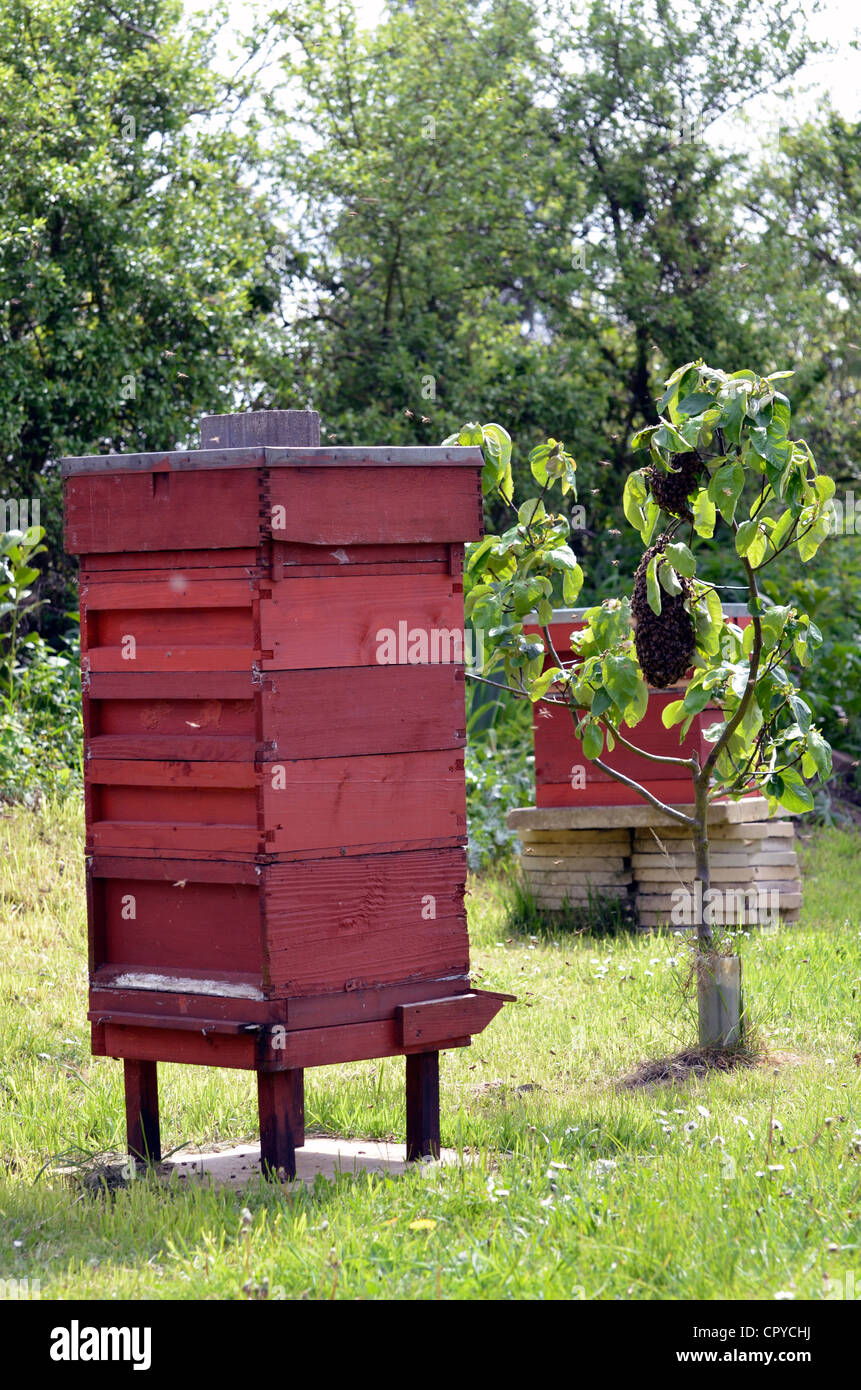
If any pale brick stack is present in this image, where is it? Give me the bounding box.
[508,797,802,930]
[515,827,633,911]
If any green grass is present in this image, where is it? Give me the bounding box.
[1,802,859,1300]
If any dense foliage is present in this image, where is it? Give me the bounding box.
[0,0,858,810]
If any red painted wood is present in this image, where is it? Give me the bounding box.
[82,548,261,576]
[97,876,262,977]
[124,1059,161,1161]
[268,468,482,545]
[62,446,264,476]
[65,423,508,1104]
[87,645,255,674]
[284,976,471,1029]
[94,603,252,648]
[86,672,254,700]
[260,573,467,670]
[88,974,472,1031]
[105,1024,258,1069]
[536,778,698,807]
[264,849,469,996]
[87,759,257,788]
[527,612,752,808]
[89,734,256,762]
[93,1011,260,1036]
[274,541,449,569]
[259,1018,471,1070]
[533,694,711,789]
[82,578,253,610]
[397,990,513,1048]
[65,469,263,553]
[95,807,260,854]
[263,750,467,854]
[263,665,466,758]
[258,1070,304,1178]
[90,982,274,1024]
[405,1052,440,1161]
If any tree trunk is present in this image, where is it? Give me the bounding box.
[692,771,743,1048]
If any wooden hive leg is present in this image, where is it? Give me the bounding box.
[123,1059,162,1163]
[258,1069,305,1180]
[406,1051,441,1161]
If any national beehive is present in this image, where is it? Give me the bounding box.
[63,410,511,1174]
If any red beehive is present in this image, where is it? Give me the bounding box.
[525,604,752,807]
[63,410,511,1175]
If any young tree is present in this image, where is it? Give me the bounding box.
[457,362,834,1047]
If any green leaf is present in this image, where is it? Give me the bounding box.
[562,563,584,605]
[658,559,682,595]
[797,510,832,562]
[653,418,690,452]
[630,425,658,451]
[661,699,686,728]
[676,391,714,416]
[664,541,696,577]
[735,519,767,565]
[768,508,795,553]
[692,489,716,538]
[773,775,814,815]
[518,498,546,527]
[804,728,832,780]
[760,605,791,652]
[530,666,564,702]
[602,652,643,715]
[682,682,711,715]
[708,462,744,523]
[642,500,661,545]
[582,723,604,760]
[720,391,746,445]
[646,555,661,615]
[622,470,648,532]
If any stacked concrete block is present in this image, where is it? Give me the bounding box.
[508,797,802,930]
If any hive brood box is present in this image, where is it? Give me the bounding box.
[63,410,511,1174]
[525,605,754,806]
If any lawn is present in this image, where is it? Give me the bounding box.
[0,800,859,1300]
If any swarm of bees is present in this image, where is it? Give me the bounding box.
[644,450,703,520]
[630,535,696,688]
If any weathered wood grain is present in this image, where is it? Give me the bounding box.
[268,467,482,545]
[260,573,467,670]
[264,849,469,996]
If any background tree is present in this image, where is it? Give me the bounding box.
[0,0,280,618]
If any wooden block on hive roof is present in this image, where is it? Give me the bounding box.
[507,797,770,833]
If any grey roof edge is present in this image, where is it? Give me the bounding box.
[524,601,752,623]
[61,445,484,477]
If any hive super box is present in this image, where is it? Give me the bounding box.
[63,410,511,1174]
